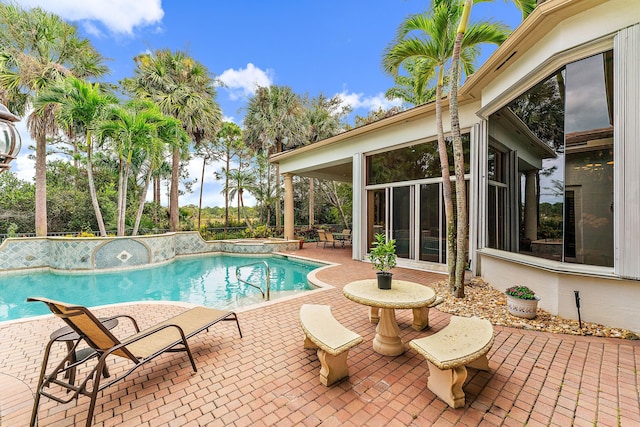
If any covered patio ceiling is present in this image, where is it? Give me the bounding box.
[284,159,353,183]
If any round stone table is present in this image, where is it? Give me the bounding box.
[343,279,436,356]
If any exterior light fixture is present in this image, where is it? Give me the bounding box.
[0,103,22,172]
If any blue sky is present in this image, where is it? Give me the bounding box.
[9,0,525,207]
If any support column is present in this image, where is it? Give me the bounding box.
[524,170,537,241]
[284,173,295,240]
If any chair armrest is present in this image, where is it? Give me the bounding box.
[102,314,141,332]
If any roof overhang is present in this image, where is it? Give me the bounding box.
[270,0,609,171]
[461,0,608,100]
[271,102,437,164]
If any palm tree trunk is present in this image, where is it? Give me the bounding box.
[225,152,230,228]
[120,161,132,236]
[449,1,472,298]
[132,165,153,236]
[435,67,456,289]
[275,138,283,230]
[35,129,48,237]
[117,161,126,236]
[239,190,253,232]
[153,176,160,224]
[266,162,272,226]
[85,133,107,237]
[170,146,180,231]
[275,163,281,230]
[197,155,207,230]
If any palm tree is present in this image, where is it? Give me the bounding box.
[122,49,222,232]
[384,58,438,106]
[227,168,256,231]
[195,140,217,230]
[34,77,117,237]
[98,101,166,236]
[0,4,108,236]
[133,115,187,236]
[444,0,537,295]
[250,151,276,225]
[512,0,538,18]
[383,0,509,290]
[305,94,351,226]
[213,122,243,229]
[243,85,307,230]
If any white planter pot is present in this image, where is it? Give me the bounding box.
[506,294,540,319]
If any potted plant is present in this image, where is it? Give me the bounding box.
[369,233,397,289]
[505,285,540,319]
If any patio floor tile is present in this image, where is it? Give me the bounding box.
[1,245,639,426]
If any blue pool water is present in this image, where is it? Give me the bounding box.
[0,255,321,322]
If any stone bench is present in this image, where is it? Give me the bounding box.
[409,316,494,408]
[299,304,363,386]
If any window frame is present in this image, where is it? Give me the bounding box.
[477,37,617,276]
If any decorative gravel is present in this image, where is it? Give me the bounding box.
[431,278,639,340]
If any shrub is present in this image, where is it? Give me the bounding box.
[505,285,536,300]
[368,233,397,273]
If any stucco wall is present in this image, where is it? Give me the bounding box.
[479,252,640,334]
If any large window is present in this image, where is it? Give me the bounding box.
[367,138,470,185]
[366,136,470,265]
[487,51,614,267]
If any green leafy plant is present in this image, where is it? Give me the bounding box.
[505,285,537,300]
[368,233,397,273]
[7,223,18,238]
[243,225,272,239]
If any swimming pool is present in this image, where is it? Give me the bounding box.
[0,254,322,322]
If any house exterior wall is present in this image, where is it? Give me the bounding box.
[480,252,640,334]
[273,0,640,334]
[476,0,640,334]
[480,0,638,115]
[278,102,481,176]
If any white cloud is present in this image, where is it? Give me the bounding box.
[12,0,164,35]
[219,63,274,101]
[222,115,238,125]
[336,90,403,112]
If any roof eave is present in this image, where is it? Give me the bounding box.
[462,0,608,100]
[271,102,437,162]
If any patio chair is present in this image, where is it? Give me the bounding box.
[341,229,352,247]
[325,231,337,249]
[27,297,242,427]
[316,230,327,247]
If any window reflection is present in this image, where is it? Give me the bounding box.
[487,51,614,267]
[366,135,470,265]
[367,135,470,185]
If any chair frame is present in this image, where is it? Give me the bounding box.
[27,297,242,427]
[324,231,337,248]
[316,230,327,247]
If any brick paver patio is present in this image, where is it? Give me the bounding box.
[1,245,639,426]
